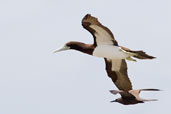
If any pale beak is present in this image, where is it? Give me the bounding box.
[53,45,70,53]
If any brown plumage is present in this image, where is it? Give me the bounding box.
[110,89,160,105]
[120,46,156,59]
[54,14,158,105]
[105,59,132,91]
[66,41,95,55]
[82,14,118,46]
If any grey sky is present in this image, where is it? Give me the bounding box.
[0,0,170,114]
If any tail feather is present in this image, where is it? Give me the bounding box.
[131,50,156,59]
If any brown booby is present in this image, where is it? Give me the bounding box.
[110,89,160,105]
[54,14,156,91]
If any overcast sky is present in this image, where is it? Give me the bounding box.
[0,0,170,114]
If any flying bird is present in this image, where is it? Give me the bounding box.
[110,89,160,105]
[54,14,155,91]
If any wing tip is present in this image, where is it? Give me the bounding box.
[141,88,162,91]
[109,90,123,95]
[83,14,92,20]
[84,14,92,18]
[82,14,99,25]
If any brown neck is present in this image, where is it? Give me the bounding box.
[67,41,95,55]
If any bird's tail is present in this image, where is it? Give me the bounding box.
[130,50,156,59]
[119,46,156,60]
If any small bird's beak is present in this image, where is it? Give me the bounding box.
[53,45,70,53]
[110,100,117,103]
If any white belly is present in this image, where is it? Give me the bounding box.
[93,45,129,59]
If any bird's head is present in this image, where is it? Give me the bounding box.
[110,99,119,103]
[53,41,87,53]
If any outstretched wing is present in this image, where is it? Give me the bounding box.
[82,14,118,46]
[110,90,135,99]
[105,58,132,91]
[129,89,160,101]
[129,89,160,97]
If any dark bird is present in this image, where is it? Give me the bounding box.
[54,14,155,91]
[110,89,160,105]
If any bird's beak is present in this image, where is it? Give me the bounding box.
[53,45,70,53]
[110,100,117,103]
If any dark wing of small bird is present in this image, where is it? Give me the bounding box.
[128,89,160,101]
[82,14,118,46]
[110,90,135,99]
[105,58,132,91]
[129,89,160,97]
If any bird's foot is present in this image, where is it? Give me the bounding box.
[126,57,137,62]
